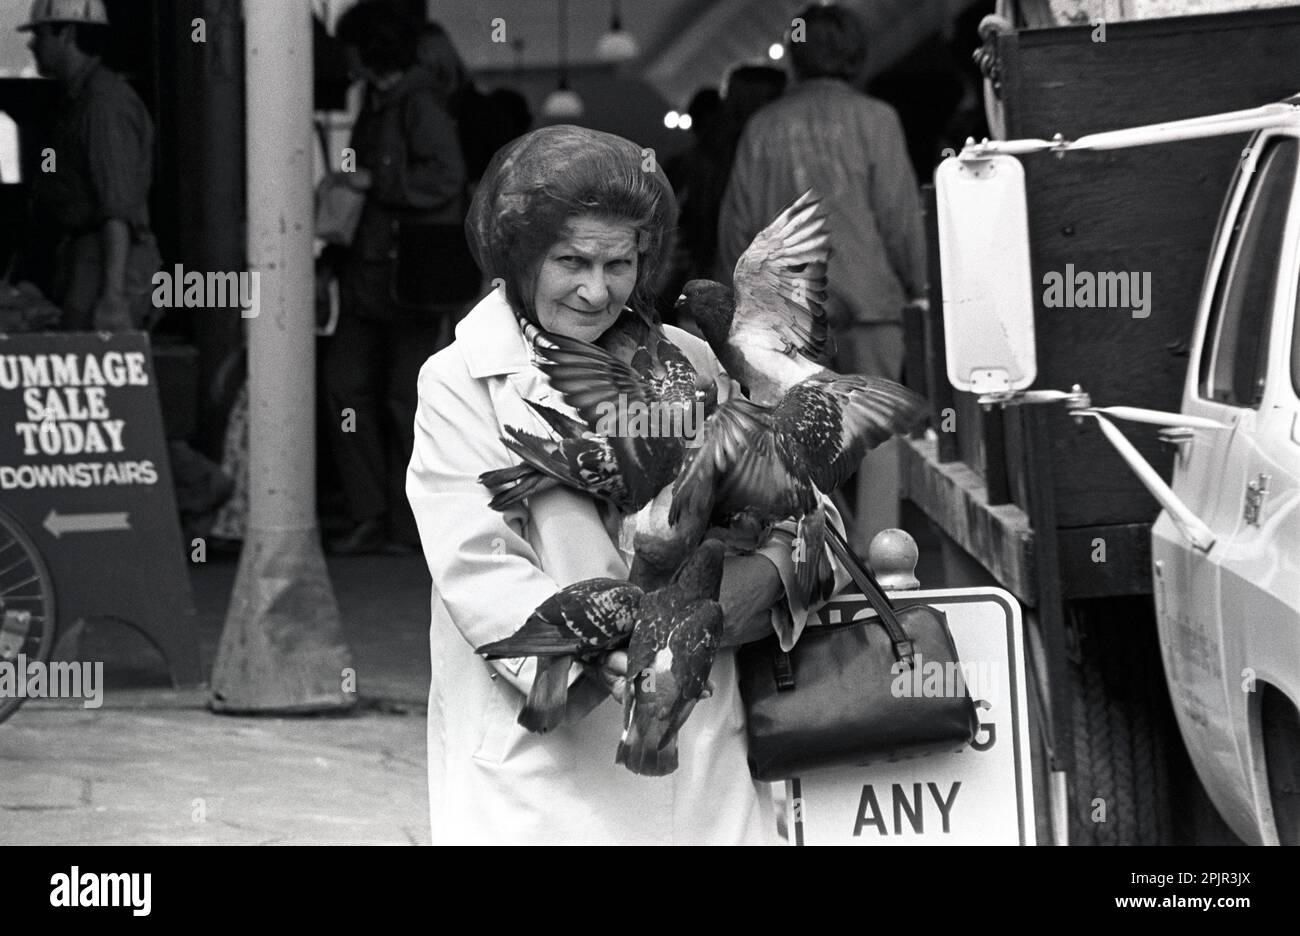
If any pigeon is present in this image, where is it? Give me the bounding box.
[624,481,711,593]
[678,189,834,408]
[616,539,726,777]
[673,190,928,604]
[478,312,703,514]
[478,577,643,733]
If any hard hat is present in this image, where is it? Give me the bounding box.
[16,0,110,32]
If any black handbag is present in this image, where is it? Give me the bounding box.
[738,524,979,782]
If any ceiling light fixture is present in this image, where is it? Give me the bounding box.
[596,0,640,62]
[542,0,585,118]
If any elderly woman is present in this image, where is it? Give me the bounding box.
[407,126,841,845]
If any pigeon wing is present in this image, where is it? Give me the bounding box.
[650,602,724,749]
[669,398,769,526]
[624,594,667,682]
[731,189,831,362]
[793,503,835,608]
[775,374,928,496]
[668,600,723,701]
[716,425,816,518]
[494,425,631,508]
[532,329,650,425]
[477,579,642,658]
[672,397,814,523]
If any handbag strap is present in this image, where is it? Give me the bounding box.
[823,524,917,669]
[769,522,919,692]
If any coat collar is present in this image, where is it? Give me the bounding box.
[456,286,534,378]
[455,285,663,379]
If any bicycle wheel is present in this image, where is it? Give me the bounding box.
[0,507,57,724]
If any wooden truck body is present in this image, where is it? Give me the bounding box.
[905,6,1300,843]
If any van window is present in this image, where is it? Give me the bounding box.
[1199,138,1298,407]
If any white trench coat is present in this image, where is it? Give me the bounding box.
[407,288,841,845]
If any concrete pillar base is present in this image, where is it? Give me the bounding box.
[210,526,355,713]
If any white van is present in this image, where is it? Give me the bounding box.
[938,96,1300,844]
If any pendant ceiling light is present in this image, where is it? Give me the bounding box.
[542,0,584,118]
[596,0,639,62]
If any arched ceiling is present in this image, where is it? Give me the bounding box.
[424,0,984,106]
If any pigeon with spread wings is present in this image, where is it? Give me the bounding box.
[674,190,928,604]
[478,312,702,515]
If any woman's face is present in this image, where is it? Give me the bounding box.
[532,216,639,343]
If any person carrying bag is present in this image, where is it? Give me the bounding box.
[322,2,470,556]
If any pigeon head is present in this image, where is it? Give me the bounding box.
[676,280,733,355]
[670,538,725,602]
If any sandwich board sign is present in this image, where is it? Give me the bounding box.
[0,331,199,685]
[786,587,1033,845]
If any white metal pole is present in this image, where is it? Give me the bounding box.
[1083,413,1216,553]
[1087,406,1229,430]
[957,102,1298,159]
[210,0,354,712]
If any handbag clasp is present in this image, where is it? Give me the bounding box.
[773,650,796,691]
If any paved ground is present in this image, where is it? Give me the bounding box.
[0,552,435,846]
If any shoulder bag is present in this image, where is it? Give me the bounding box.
[737,524,979,782]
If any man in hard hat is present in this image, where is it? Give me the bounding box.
[18,0,159,332]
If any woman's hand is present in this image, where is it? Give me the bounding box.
[580,555,782,704]
[718,553,784,647]
[583,650,629,703]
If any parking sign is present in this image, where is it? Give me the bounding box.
[788,587,1033,845]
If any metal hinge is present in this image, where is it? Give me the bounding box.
[1243,473,1270,526]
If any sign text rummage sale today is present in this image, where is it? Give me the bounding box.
[0,332,200,689]
[0,350,157,490]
